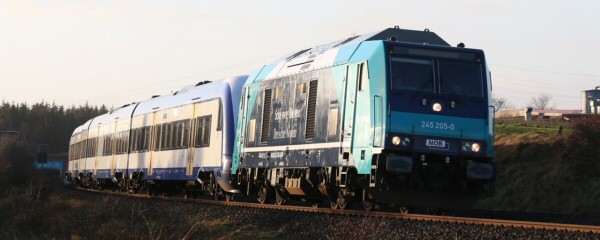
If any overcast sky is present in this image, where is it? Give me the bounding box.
[1,1,599,110]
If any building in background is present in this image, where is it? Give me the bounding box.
[582,86,600,114]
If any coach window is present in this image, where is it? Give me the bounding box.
[167,124,173,150]
[143,127,151,151]
[182,120,190,148]
[130,129,137,152]
[195,116,211,148]
[174,122,182,149]
[154,125,162,151]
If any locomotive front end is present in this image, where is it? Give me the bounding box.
[376,43,495,209]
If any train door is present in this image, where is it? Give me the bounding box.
[148,111,159,176]
[186,108,196,176]
[192,99,222,170]
[342,65,359,159]
[110,123,117,176]
[93,127,100,176]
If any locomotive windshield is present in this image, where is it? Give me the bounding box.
[390,50,484,98]
[438,60,483,97]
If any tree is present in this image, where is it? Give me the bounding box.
[529,94,555,110]
[491,94,514,112]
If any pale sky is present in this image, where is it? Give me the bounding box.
[1,1,599,110]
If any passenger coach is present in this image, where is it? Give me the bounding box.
[67,76,246,196]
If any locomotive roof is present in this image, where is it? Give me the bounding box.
[246,27,449,83]
[286,27,450,60]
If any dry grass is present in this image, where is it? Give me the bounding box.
[477,116,600,215]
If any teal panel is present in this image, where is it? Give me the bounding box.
[232,83,261,173]
[390,112,485,140]
[334,43,360,64]
[348,41,383,63]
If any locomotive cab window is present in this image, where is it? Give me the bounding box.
[390,55,484,98]
[390,58,434,93]
[439,60,483,98]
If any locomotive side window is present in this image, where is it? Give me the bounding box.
[275,86,284,101]
[248,119,256,143]
[358,63,368,91]
[439,60,483,98]
[390,58,435,93]
[296,82,308,96]
[327,106,339,137]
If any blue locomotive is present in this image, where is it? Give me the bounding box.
[67,27,495,210]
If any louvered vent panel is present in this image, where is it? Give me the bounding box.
[305,80,318,139]
[261,89,272,143]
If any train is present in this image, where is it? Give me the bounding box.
[66,26,495,210]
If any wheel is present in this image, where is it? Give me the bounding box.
[330,201,339,210]
[336,189,350,210]
[363,199,375,211]
[127,179,137,194]
[257,185,269,204]
[225,193,235,202]
[275,189,286,205]
[92,179,100,189]
[399,207,410,214]
[212,184,221,201]
[362,189,376,211]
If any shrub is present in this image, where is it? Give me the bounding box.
[564,115,600,177]
[0,138,35,191]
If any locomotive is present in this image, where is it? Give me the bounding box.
[67,27,495,210]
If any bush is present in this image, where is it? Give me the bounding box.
[564,115,600,177]
[0,138,35,192]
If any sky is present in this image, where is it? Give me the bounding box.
[1,0,599,110]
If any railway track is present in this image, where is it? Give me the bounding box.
[77,187,600,234]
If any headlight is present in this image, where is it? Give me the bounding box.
[432,103,442,112]
[401,137,410,146]
[392,136,401,145]
[471,143,481,153]
[462,142,482,153]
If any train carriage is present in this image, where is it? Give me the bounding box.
[232,27,495,209]
[67,76,247,194]
[67,120,93,185]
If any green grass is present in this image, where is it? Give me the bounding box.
[495,122,571,135]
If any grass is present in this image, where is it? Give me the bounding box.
[0,180,284,239]
[496,122,571,135]
[476,116,600,215]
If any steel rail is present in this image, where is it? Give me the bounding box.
[77,188,600,234]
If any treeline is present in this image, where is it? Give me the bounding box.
[0,101,108,153]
